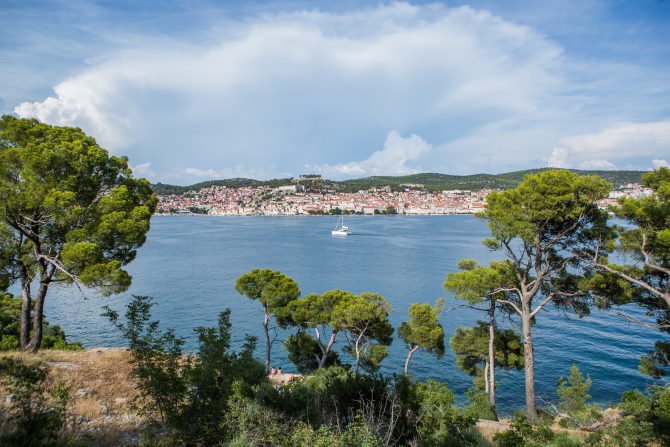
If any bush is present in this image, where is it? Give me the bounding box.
[104,295,266,446]
[0,357,69,447]
[557,364,592,414]
[463,388,497,421]
[493,412,584,447]
[584,386,670,447]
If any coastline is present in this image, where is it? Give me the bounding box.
[152,212,482,217]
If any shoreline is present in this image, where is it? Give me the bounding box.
[152,212,481,217]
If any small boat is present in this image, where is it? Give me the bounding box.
[332,214,351,236]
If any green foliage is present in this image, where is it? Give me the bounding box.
[0,115,156,291]
[412,379,478,446]
[331,292,394,372]
[223,381,294,447]
[287,289,352,370]
[449,322,523,388]
[0,294,82,351]
[638,341,670,379]
[107,298,478,447]
[398,299,445,375]
[485,170,610,245]
[399,300,445,355]
[283,331,340,373]
[151,169,642,196]
[0,293,21,341]
[584,167,670,378]
[481,170,611,417]
[0,115,156,350]
[289,289,393,372]
[236,269,301,370]
[557,364,592,413]
[289,289,352,329]
[444,260,516,304]
[289,419,384,447]
[493,413,583,447]
[0,357,69,447]
[235,268,300,319]
[616,386,670,445]
[463,389,498,421]
[104,295,265,445]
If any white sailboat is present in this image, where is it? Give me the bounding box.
[331,214,351,236]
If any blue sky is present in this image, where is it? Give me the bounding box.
[1,0,669,184]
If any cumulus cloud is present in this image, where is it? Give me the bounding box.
[541,120,670,170]
[546,147,569,168]
[653,159,669,169]
[179,165,289,183]
[578,159,616,170]
[131,162,154,176]
[12,2,571,181]
[307,131,431,178]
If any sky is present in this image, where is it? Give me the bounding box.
[1,0,669,184]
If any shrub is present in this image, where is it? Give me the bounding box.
[0,357,69,447]
[493,412,584,447]
[104,295,265,446]
[557,364,592,414]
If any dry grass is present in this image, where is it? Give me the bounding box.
[1,348,146,446]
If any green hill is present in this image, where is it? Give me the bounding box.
[150,169,645,195]
[151,178,293,195]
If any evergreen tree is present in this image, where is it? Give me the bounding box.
[0,115,156,351]
[398,299,446,376]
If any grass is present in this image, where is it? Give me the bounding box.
[1,348,146,446]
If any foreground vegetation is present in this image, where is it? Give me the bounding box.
[2,301,668,446]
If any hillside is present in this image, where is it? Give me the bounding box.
[150,169,646,195]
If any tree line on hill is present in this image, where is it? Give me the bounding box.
[150,168,645,196]
[0,116,668,446]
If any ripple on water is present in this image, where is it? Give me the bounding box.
[28,215,669,413]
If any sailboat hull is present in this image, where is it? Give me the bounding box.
[332,215,351,235]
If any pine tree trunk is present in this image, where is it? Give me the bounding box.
[522,306,538,419]
[263,310,271,373]
[404,345,418,376]
[19,279,32,351]
[317,331,338,369]
[25,280,49,353]
[488,299,498,419]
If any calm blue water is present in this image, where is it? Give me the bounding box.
[41,215,667,413]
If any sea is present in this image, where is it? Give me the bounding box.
[40,215,668,413]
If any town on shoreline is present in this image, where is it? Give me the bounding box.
[156,178,652,216]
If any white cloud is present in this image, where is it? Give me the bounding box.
[546,147,569,168]
[184,167,220,179]
[179,165,290,183]
[131,162,154,176]
[541,120,670,170]
[11,2,670,181]
[652,159,669,169]
[12,3,570,180]
[578,159,616,170]
[308,131,431,178]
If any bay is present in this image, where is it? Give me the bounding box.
[42,215,666,413]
